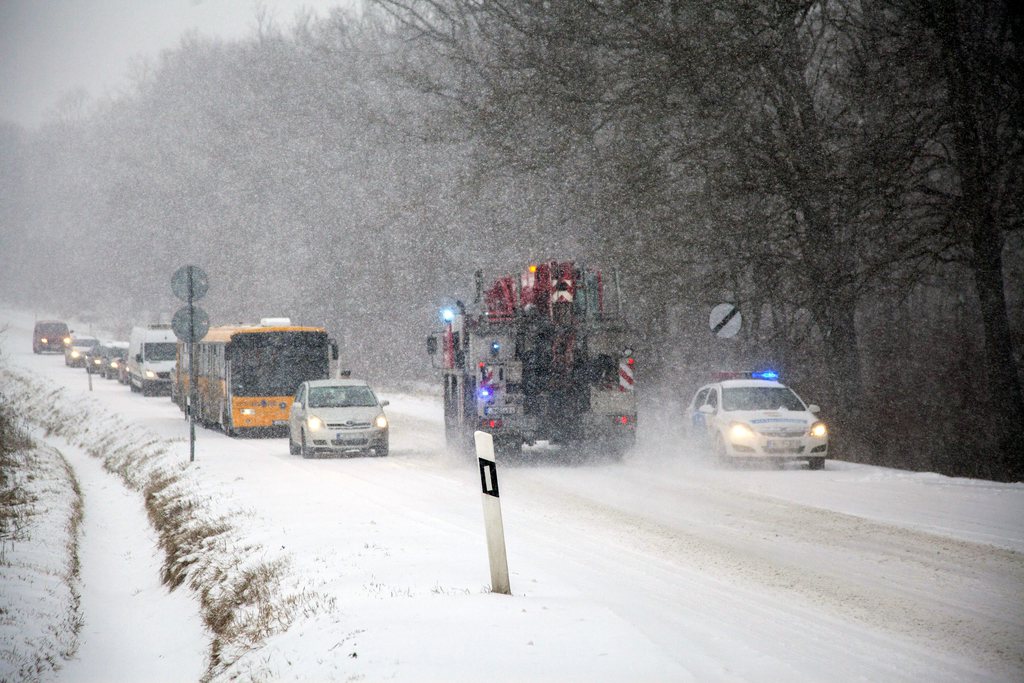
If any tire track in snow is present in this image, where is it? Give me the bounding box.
[504,465,1024,681]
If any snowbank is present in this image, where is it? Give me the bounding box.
[0,427,82,682]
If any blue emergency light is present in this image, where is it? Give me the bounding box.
[752,370,780,381]
[441,308,456,322]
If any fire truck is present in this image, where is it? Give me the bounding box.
[427,260,637,458]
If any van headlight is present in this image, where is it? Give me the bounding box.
[374,414,388,429]
[145,370,156,379]
[307,415,325,431]
[810,422,828,438]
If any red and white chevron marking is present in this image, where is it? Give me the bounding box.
[619,361,635,392]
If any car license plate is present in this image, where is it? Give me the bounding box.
[766,439,798,451]
[273,420,287,426]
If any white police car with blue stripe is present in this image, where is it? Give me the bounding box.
[686,371,828,469]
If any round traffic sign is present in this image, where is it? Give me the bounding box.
[172,306,210,343]
[710,303,742,338]
[171,265,209,301]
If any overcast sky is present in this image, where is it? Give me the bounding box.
[0,0,351,129]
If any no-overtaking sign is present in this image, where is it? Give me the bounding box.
[710,303,741,338]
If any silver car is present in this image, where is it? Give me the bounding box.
[288,379,389,458]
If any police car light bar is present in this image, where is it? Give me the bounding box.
[712,370,781,381]
[752,370,780,380]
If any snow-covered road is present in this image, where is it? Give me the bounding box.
[2,308,1022,682]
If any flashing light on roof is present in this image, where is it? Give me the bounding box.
[529,264,538,273]
[441,308,456,322]
[752,370,780,381]
[490,340,501,354]
[478,387,493,400]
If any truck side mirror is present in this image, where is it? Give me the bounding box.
[426,336,437,356]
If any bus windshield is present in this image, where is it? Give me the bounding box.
[229,331,329,397]
[144,343,177,361]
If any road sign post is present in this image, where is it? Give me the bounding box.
[172,265,210,463]
[475,431,511,595]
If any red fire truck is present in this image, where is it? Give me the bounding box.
[428,260,637,458]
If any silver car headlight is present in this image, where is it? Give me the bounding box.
[374,414,388,429]
[810,421,827,438]
[307,415,325,431]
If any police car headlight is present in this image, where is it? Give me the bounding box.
[374,414,388,429]
[307,415,325,431]
[810,422,827,438]
[729,423,755,441]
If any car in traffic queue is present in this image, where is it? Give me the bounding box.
[98,342,129,379]
[32,320,71,354]
[288,379,389,458]
[686,371,829,469]
[64,335,99,368]
[84,343,110,374]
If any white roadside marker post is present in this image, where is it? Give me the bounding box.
[475,431,511,595]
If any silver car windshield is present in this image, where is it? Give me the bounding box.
[722,387,805,411]
[308,386,377,408]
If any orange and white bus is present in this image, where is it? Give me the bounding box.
[174,318,337,435]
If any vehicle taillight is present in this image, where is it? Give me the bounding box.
[482,418,504,429]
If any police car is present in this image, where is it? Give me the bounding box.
[686,371,828,469]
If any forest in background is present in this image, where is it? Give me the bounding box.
[0,0,1021,480]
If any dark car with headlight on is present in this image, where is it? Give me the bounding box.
[65,335,99,368]
[97,341,129,379]
[33,320,71,354]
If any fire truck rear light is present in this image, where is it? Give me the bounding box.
[626,357,635,366]
[615,415,631,425]
[483,418,503,429]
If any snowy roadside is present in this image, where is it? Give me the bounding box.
[0,365,335,681]
[0,400,82,681]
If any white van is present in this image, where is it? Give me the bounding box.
[127,324,178,396]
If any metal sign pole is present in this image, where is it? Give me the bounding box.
[171,264,210,465]
[475,430,511,595]
[188,270,197,463]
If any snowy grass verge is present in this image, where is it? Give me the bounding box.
[0,391,83,682]
[0,367,336,681]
